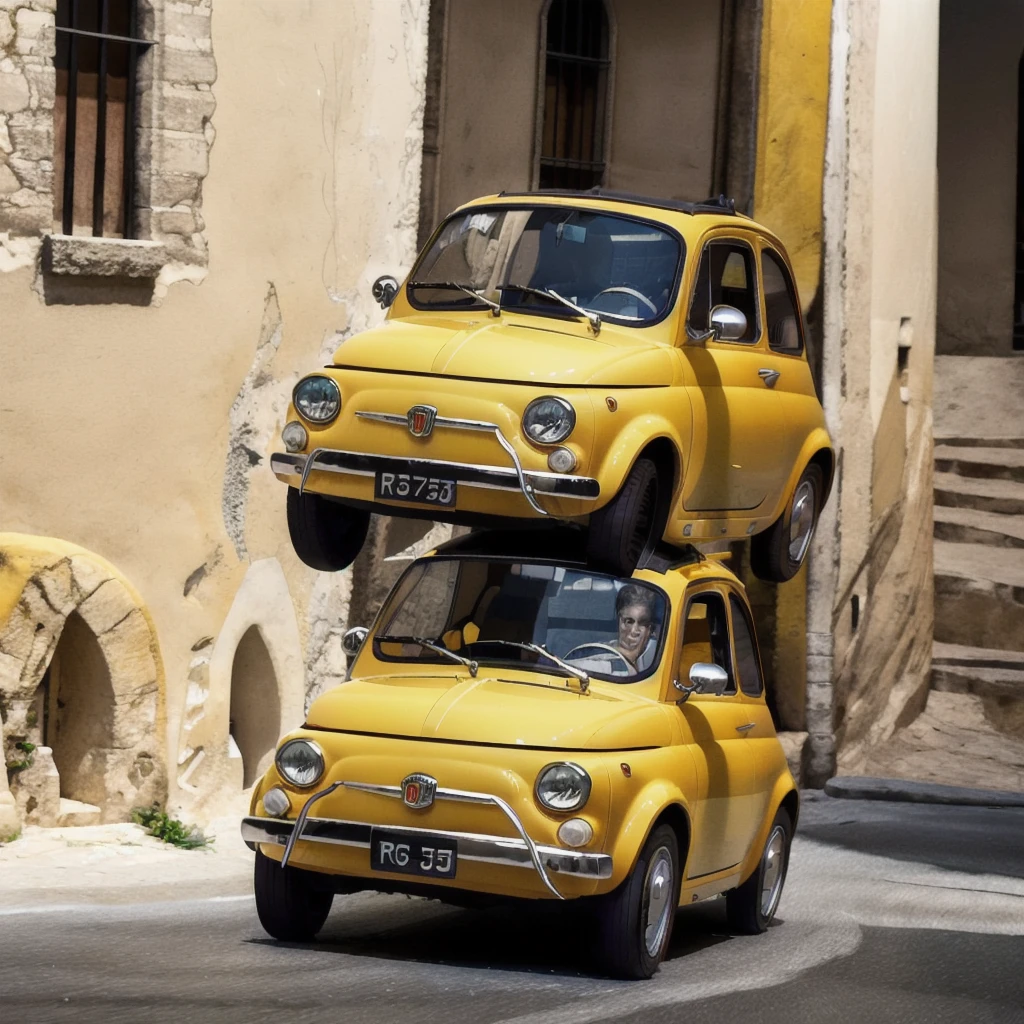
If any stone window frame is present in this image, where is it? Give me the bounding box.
[0,0,215,283]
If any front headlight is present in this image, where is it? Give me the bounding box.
[536,762,591,812]
[523,396,575,445]
[293,375,341,424]
[275,739,325,788]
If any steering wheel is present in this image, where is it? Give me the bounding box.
[563,642,635,675]
[591,286,659,316]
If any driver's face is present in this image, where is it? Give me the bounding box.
[617,604,652,662]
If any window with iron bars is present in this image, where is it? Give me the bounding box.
[53,0,154,239]
[539,0,610,191]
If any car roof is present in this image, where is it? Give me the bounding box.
[429,527,745,592]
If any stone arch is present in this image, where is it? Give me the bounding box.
[229,625,281,789]
[0,535,167,826]
[175,558,303,812]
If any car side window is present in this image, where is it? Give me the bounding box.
[679,592,735,694]
[762,249,803,354]
[688,241,760,344]
[729,593,764,697]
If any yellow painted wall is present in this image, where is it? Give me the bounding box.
[752,0,832,731]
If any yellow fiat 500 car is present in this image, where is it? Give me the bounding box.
[243,529,799,979]
[274,189,832,581]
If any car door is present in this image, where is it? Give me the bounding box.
[726,590,778,838]
[673,584,758,880]
[756,242,822,500]
[680,233,788,513]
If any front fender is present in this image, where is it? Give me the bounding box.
[603,751,697,890]
[589,400,689,510]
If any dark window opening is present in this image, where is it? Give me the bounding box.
[53,0,153,238]
[762,249,804,354]
[539,0,610,191]
[1015,51,1024,350]
[729,594,764,698]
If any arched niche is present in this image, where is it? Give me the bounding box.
[229,625,281,789]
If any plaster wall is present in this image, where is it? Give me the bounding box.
[936,0,1024,356]
[430,0,722,224]
[814,0,938,780]
[0,1,430,819]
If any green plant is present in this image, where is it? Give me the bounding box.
[0,828,21,845]
[25,709,37,728]
[14,741,35,754]
[130,805,213,850]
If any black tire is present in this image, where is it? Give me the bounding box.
[254,848,334,941]
[726,807,792,935]
[286,487,370,572]
[750,464,823,583]
[591,823,681,980]
[587,457,664,576]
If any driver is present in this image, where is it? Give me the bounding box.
[613,584,658,674]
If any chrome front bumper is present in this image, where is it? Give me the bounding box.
[242,780,612,900]
[271,411,599,515]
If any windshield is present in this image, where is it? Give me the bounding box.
[408,206,683,326]
[373,558,669,683]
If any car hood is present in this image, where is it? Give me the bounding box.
[304,672,672,750]
[330,316,676,387]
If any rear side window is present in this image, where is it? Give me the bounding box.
[688,241,760,343]
[729,594,764,697]
[762,249,803,354]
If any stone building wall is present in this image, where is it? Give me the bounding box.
[0,0,431,829]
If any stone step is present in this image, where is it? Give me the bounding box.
[934,541,1024,651]
[934,445,1024,484]
[934,471,1024,516]
[934,436,1024,449]
[56,798,102,828]
[932,642,1024,700]
[933,505,1024,548]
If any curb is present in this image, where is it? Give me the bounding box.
[823,775,1024,808]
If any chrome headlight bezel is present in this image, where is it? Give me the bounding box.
[293,375,341,424]
[535,761,591,813]
[275,739,325,789]
[522,396,576,446]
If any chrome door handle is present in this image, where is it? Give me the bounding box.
[735,722,756,733]
[758,368,780,388]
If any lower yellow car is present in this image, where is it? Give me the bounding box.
[274,189,833,581]
[243,529,798,979]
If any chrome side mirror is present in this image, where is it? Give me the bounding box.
[342,626,368,656]
[709,304,747,341]
[372,275,399,309]
[672,662,729,703]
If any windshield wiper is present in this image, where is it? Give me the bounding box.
[501,283,601,335]
[408,280,501,314]
[469,638,589,692]
[377,635,479,677]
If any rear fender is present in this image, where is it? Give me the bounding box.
[736,775,800,886]
[760,429,834,525]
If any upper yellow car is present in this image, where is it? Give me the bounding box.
[242,529,798,979]
[274,189,833,580]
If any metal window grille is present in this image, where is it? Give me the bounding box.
[539,0,610,191]
[53,0,154,239]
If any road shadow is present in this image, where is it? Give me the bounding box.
[248,892,734,978]
[798,796,1024,878]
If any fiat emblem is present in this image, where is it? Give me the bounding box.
[402,773,437,809]
[407,405,437,438]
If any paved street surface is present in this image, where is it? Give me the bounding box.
[0,794,1022,1023]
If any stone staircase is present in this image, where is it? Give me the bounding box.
[932,357,1024,717]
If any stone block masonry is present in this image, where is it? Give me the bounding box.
[0,0,216,288]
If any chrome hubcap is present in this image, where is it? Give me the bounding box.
[760,825,787,920]
[787,480,817,565]
[643,847,674,958]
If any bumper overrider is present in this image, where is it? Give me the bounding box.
[271,411,600,516]
[242,779,612,900]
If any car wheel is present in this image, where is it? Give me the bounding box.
[591,823,680,979]
[586,456,663,576]
[725,807,792,935]
[750,464,823,583]
[286,487,370,572]
[254,848,334,941]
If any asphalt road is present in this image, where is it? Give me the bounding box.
[1,795,1022,1024]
